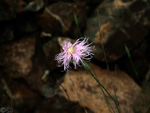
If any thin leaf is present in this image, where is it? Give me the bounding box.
[124,44,131,58]
[74,13,82,37]
[81,60,118,107]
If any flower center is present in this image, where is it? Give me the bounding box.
[67,46,76,54]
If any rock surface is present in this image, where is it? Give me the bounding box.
[37,1,88,37]
[0,0,149,113]
[133,82,150,113]
[0,36,36,78]
[0,0,17,22]
[16,0,44,13]
[85,0,150,62]
[60,64,141,113]
[35,95,94,113]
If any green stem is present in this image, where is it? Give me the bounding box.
[74,13,82,37]
[81,61,119,110]
[88,69,116,103]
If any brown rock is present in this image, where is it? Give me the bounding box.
[24,36,66,98]
[85,0,150,62]
[0,78,41,113]
[60,64,141,113]
[37,7,62,35]
[37,2,88,37]
[0,36,36,78]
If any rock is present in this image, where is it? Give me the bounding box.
[24,36,66,98]
[36,7,62,36]
[0,0,17,22]
[0,79,41,113]
[0,35,36,78]
[0,34,66,100]
[16,0,44,13]
[0,35,66,111]
[0,79,10,106]
[35,95,94,113]
[85,0,150,62]
[37,2,88,37]
[0,0,59,22]
[8,79,42,113]
[133,82,150,113]
[116,32,150,84]
[0,25,14,45]
[14,13,38,37]
[42,37,61,71]
[117,45,149,84]
[60,64,141,113]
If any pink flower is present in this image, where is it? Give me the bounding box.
[55,38,95,71]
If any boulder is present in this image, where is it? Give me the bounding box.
[35,95,94,113]
[0,0,17,22]
[85,0,150,62]
[37,2,88,37]
[0,36,36,78]
[60,64,141,113]
[16,0,44,13]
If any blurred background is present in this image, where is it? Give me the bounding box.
[0,0,150,113]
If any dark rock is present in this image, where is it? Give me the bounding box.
[16,0,44,13]
[14,13,38,37]
[133,82,150,113]
[0,25,14,45]
[0,0,17,22]
[36,7,62,36]
[0,78,41,113]
[85,0,150,62]
[42,37,60,71]
[0,34,65,99]
[35,95,94,113]
[0,80,10,106]
[24,36,65,98]
[37,2,88,37]
[0,36,36,78]
[117,36,150,84]
[0,33,66,103]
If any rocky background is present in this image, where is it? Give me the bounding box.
[0,0,150,113]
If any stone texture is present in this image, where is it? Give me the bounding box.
[133,82,150,113]
[0,79,10,106]
[60,64,141,113]
[16,0,44,13]
[14,14,38,36]
[117,47,149,84]
[0,0,148,112]
[0,34,65,98]
[0,36,36,78]
[0,25,14,45]
[0,79,42,113]
[35,95,94,113]
[23,36,66,98]
[0,0,44,21]
[42,37,61,71]
[37,1,88,37]
[85,0,150,62]
[0,35,66,112]
[0,0,17,22]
